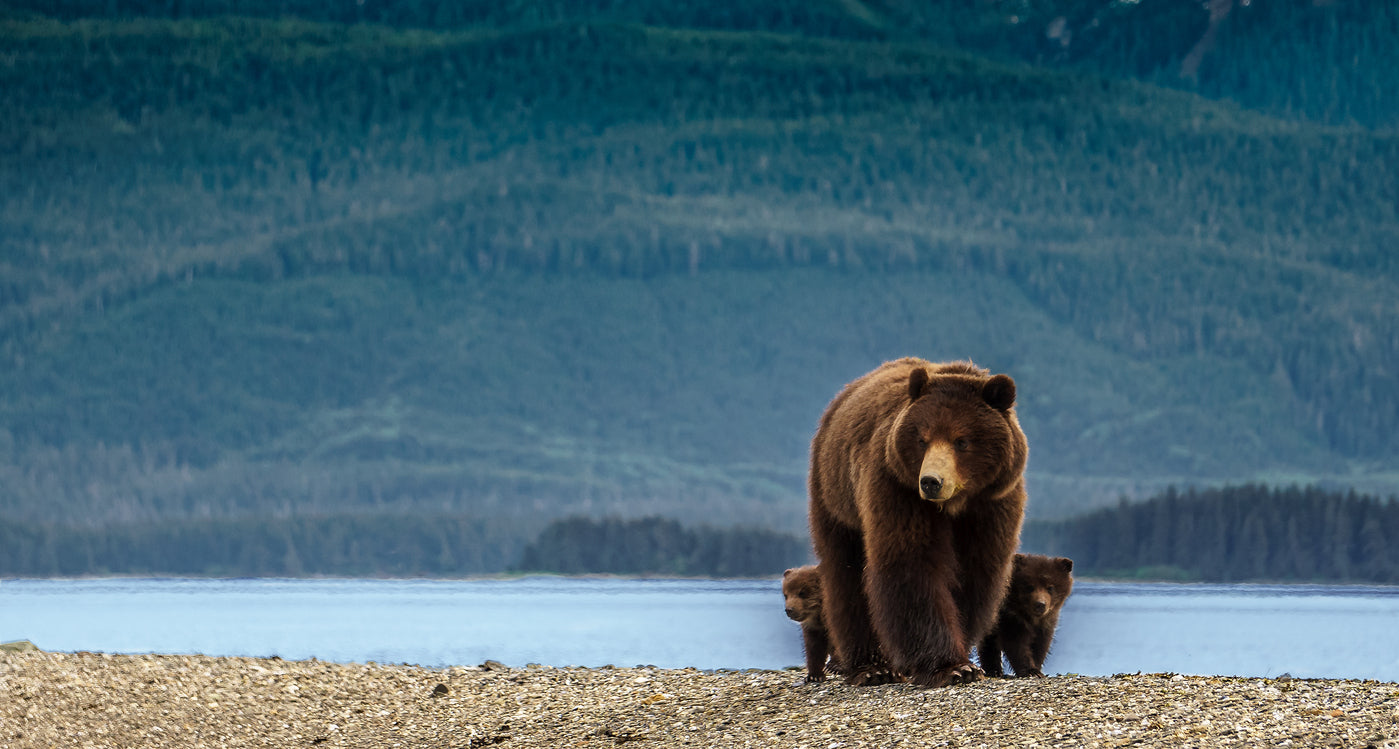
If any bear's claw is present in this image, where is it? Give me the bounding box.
[909,662,983,688]
[845,664,901,687]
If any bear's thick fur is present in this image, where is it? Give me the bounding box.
[977,553,1074,678]
[782,565,840,682]
[808,358,1028,688]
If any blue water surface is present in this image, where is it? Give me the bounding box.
[2,578,1396,681]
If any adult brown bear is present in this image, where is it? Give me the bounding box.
[808,358,1028,688]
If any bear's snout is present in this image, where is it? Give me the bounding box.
[916,441,960,501]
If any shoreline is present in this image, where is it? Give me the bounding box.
[4,651,1396,748]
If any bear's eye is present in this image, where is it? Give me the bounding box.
[917,435,928,448]
[953,438,970,452]
[1046,585,1056,594]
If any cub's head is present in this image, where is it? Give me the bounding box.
[782,566,824,627]
[1006,553,1074,622]
[888,362,1024,514]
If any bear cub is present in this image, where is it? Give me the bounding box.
[977,553,1074,678]
[782,566,842,682]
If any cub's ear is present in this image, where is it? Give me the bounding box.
[908,367,930,401]
[1057,557,1074,574]
[783,568,796,578]
[982,374,1016,411]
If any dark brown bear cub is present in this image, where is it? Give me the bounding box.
[977,553,1074,678]
[782,566,841,682]
[808,358,1029,688]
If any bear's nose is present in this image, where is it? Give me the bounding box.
[784,607,799,620]
[920,475,943,498]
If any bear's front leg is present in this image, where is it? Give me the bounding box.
[801,625,829,683]
[810,516,889,685]
[1020,616,1059,678]
[1004,631,1046,678]
[952,497,1024,649]
[864,521,980,688]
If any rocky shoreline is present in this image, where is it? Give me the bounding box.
[3,650,1397,748]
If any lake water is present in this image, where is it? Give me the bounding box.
[2,578,1396,682]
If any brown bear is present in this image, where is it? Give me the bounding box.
[808,358,1028,688]
[977,553,1074,678]
[782,565,843,682]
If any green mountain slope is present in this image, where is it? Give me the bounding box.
[2,11,1397,555]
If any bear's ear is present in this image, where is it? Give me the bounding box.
[908,367,930,401]
[982,374,1016,411]
[783,568,796,578]
[1057,557,1074,574]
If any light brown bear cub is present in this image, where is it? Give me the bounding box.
[782,565,843,682]
[977,553,1074,678]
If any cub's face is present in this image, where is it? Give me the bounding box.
[892,369,1018,513]
[1007,554,1074,622]
[782,566,824,626]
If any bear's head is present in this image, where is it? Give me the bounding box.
[1005,553,1074,623]
[782,566,824,627]
[886,362,1027,515]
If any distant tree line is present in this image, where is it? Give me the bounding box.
[0,513,527,577]
[513,515,811,577]
[1023,484,1399,583]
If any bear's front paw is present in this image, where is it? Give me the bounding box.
[845,664,901,687]
[909,662,983,688]
[1019,668,1046,679]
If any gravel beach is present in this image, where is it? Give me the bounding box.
[3,650,1397,748]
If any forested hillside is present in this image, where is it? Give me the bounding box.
[1,1,1397,570]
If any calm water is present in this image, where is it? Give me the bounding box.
[2,578,1396,681]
